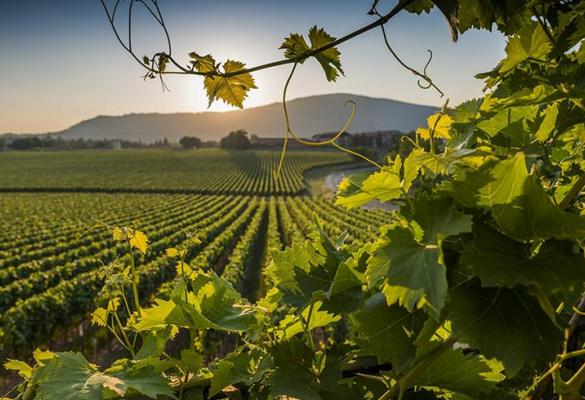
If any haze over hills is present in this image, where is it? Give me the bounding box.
[11,94,438,143]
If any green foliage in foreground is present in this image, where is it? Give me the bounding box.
[5,1,585,399]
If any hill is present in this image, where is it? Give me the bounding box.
[49,94,437,143]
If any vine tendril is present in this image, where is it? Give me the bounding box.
[373,9,444,97]
[274,63,382,180]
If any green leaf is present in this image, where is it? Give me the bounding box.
[91,307,108,327]
[111,366,175,399]
[277,301,341,340]
[405,0,433,14]
[280,33,310,59]
[270,339,321,400]
[203,60,257,108]
[535,102,559,142]
[267,226,356,311]
[476,106,538,137]
[209,349,272,396]
[412,196,472,243]
[167,272,258,332]
[134,299,176,331]
[189,52,216,73]
[266,239,327,308]
[448,284,561,376]
[461,223,585,305]
[4,359,32,379]
[136,327,176,360]
[178,349,204,372]
[410,346,505,397]
[328,259,363,298]
[281,26,343,81]
[34,352,110,400]
[335,164,402,209]
[449,152,585,240]
[367,225,448,317]
[500,22,552,73]
[349,294,424,372]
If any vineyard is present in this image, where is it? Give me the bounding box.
[3,0,585,398]
[0,152,383,358]
[0,149,350,195]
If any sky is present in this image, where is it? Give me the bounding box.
[0,1,506,134]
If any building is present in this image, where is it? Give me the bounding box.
[351,130,403,149]
[311,131,353,147]
[250,136,305,149]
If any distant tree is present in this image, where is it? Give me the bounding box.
[219,129,250,150]
[11,136,42,150]
[179,136,202,149]
[0,138,5,150]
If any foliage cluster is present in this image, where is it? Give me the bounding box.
[219,130,251,150]
[179,137,202,150]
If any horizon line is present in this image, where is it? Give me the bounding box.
[2,92,440,136]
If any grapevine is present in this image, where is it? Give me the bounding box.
[2,1,585,400]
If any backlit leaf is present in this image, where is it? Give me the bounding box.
[203,60,257,109]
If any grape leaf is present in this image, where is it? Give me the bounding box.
[349,294,424,372]
[129,230,148,255]
[110,366,175,399]
[335,161,402,208]
[277,301,341,340]
[281,26,343,81]
[267,226,360,312]
[134,299,175,331]
[209,349,272,396]
[266,239,329,308]
[368,226,448,317]
[167,273,258,331]
[367,198,469,318]
[476,105,538,137]
[189,52,216,74]
[449,152,585,240]
[417,113,453,140]
[535,102,559,142]
[203,60,257,108]
[32,352,160,400]
[411,196,472,243]
[280,33,310,59]
[270,339,321,400]
[405,0,434,14]
[500,22,552,73]
[448,284,561,376]
[4,359,32,379]
[461,223,585,305]
[410,346,505,397]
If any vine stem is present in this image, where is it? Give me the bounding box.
[127,239,142,317]
[532,170,585,399]
[299,303,316,350]
[100,0,417,78]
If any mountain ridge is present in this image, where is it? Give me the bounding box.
[7,93,438,143]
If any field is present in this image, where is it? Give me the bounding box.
[0,149,350,195]
[0,149,385,357]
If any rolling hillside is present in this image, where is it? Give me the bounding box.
[50,93,437,143]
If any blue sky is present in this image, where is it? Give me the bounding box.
[0,1,506,133]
